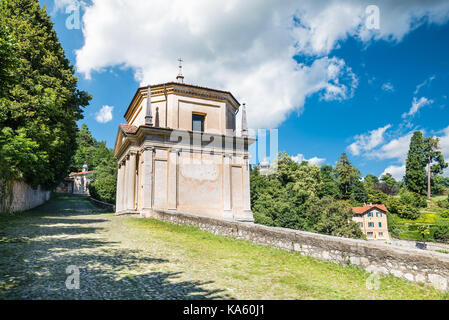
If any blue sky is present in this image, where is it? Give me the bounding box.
[40,0,449,180]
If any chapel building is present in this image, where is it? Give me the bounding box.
[113,73,255,222]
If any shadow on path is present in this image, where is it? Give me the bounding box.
[0,194,231,300]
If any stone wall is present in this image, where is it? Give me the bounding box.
[0,180,50,213]
[89,197,115,212]
[153,209,449,291]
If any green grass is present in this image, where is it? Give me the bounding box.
[389,193,449,241]
[0,194,448,300]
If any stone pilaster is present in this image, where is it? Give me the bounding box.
[121,159,128,213]
[126,152,137,211]
[222,154,233,220]
[167,148,178,211]
[115,163,123,213]
[141,147,154,217]
[240,156,254,222]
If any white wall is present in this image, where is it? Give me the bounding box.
[0,180,51,213]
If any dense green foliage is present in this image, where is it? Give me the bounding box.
[71,124,117,204]
[0,0,91,188]
[88,154,117,205]
[251,147,449,241]
[251,152,364,239]
[433,222,449,241]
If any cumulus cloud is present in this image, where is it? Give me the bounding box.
[73,0,449,128]
[402,97,434,118]
[95,105,114,123]
[348,124,391,156]
[371,131,415,162]
[381,164,406,181]
[292,154,326,165]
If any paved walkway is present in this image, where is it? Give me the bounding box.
[0,194,227,299]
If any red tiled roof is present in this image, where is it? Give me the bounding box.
[352,204,388,214]
[120,124,138,134]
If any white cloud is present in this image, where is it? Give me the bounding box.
[74,0,449,128]
[414,75,436,95]
[402,97,434,118]
[381,165,405,181]
[95,105,114,123]
[371,131,415,161]
[348,124,391,156]
[292,154,326,166]
[381,82,394,92]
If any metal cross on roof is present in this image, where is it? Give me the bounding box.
[176,57,185,83]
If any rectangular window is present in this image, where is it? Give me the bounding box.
[368,222,374,227]
[368,212,373,217]
[376,212,382,217]
[367,232,373,238]
[379,232,383,237]
[378,222,382,228]
[358,222,363,228]
[192,114,205,132]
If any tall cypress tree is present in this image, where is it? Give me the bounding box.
[405,131,426,195]
[335,152,355,199]
[0,0,91,188]
[423,137,448,199]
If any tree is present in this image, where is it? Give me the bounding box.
[0,20,17,98]
[405,131,426,195]
[350,178,367,204]
[423,137,448,199]
[292,164,322,197]
[88,148,117,204]
[364,174,379,190]
[275,152,299,186]
[0,0,91,189]
[318,165,340,198]
[335,153,357,199]
[306,196,364,239]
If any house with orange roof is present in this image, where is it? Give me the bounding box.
[352,204,390,240]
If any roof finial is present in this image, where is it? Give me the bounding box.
[176,57,184,83]
[241,103,248,137]
[145,86,153,126]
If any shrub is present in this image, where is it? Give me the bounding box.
[433,222,449,242]
[441,210,449,219]
[386,197,402,214]
[397,205,420,220]
[437,199,449,209]
[399,189,427,208]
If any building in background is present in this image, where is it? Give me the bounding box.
[56,164,93,195]
[352,204,390,240]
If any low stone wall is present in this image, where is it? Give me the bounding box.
[89,197,115,212]
[153,209,449,291]
[383,239,449,253]
[0,180,50,213]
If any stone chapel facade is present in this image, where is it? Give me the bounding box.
[113,80,255,222]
